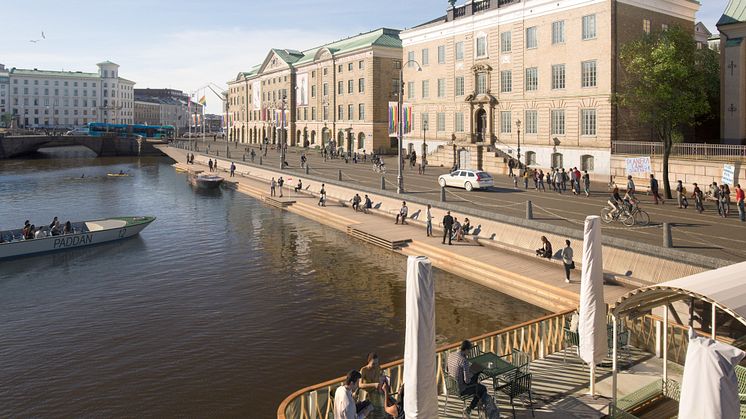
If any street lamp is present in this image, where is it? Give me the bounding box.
[278,95,287,170]
[422,118,428,158]
[398,59,423,194]
[515,118,522,171]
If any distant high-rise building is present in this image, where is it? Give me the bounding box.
[6,60,135,128]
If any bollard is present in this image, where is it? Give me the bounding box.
[526,200,534,220]
[381,176,386,190]
[663,222,672,248]
[305,165,310,175]
[338,169,342,181]
[259,156,263,165]
[440,186,446,202]
[242,154,246,162]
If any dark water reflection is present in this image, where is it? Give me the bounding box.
[0,147,548,417]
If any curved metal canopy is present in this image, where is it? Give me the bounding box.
[611,261,746,327]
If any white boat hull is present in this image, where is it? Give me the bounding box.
[0,217,154,260]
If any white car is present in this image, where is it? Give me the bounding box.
[438,169,494,191]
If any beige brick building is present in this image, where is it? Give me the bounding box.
[227,28,403,153]
[400,0,697,176]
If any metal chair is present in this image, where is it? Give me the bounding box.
[562,327,580,363]
[442,354,481,417]
[510,348,531,374]
[495,371,535,418]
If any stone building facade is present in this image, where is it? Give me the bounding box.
[718,0,746,144]
[400,0,697,175]
[226,28,403,153]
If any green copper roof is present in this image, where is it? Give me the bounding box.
[293,28,402,66]
[271,48,305,65]
[718,0,746,26]
[10,68,100,78]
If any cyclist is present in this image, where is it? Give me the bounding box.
[608,186,625,218]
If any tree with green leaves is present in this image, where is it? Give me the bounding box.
[615,25,719,199]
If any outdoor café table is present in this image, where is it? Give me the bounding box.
[469,352,518,388]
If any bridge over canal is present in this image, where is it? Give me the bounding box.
[0,134,167,158]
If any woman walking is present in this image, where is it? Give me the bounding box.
[561,240,574,283]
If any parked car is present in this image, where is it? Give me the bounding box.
[438,169,494,191]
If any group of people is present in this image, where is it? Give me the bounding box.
[185,153,196,164]
[1,217,73,243]
[351,193,373,213]
[535,236,575,283]
[511,164,591,197]
[646,174,745,221]
[207,159,218,172]
[333,353,404,419]
[269,177,285,197]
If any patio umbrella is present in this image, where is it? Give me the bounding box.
[578,215,608,396]
[678,327,745,419]
[403,255,437,418]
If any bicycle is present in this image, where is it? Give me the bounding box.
[373,164,386,174]
[601,200,650,226]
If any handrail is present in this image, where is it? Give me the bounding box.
[612,141,746,161]
[277,309,573,419]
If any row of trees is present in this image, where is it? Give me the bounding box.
[616,25,720,199]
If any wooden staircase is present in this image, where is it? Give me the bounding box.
[346,225,412,250]
[401,240,579,312]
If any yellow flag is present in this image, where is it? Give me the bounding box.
[198,96,207,106]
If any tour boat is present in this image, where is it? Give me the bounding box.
[0,216,156,260]
[189,173,224,190]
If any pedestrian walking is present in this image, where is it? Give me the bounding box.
[508,158,515,177]
[426,204,433,237]
[523,169,530,189]
[650,174,664,204]
[561,240,575,283]
[250,149,256,162]
[363,194,372,214]
[230,162,236,177]
[270,177,277,197]
[318,184,327,206]
[442,211,454,245]
[538,170,546,192]
[692,183,705,213]
[720,184,730,217]
[278,176,284,197]
[582,171,591,197]
[208,159,213,172]
[736,184,745,222]
[626,175,636,200]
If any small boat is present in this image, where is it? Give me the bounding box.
[0,216,156,260]
[107,173,131,177]
[189,173,224,190]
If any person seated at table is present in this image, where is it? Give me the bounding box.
[382,382,404,419]
[535,236,553,259]
[359,353,382,403]
[334,370,374,419]
[447,340,488,418]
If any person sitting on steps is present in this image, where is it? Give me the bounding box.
[535,236,553,259]
[395,201,408,224]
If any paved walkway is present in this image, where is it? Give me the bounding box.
[183,139,746,262]
[170,148,630,312]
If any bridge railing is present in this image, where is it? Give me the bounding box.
[612,141,746,161]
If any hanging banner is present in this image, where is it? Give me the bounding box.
[625,156,652,176]
[722,164,735,186]
[388,102,413,136]
[296,73,308,106]
[252,81,261,110]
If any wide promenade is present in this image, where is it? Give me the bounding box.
[184,139,746,262]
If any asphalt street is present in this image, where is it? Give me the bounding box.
[185,139,746,262]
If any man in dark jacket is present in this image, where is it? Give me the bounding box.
[650,174,664,205]
[442,211,454,245]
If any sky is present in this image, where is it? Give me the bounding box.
[1,0,729,114]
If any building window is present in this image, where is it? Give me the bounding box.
[358,78,365,93]
[323,68,328,76]
[407,81,415,99]
[551,64,566,89]
[338,81,343,95]
[455,42,464,61]
[581,109,597,135]
[525,110,538,134]
[348,80,353,94]
[552,152,564,168]
[525,67,538,91]
[455,112,464,132]
[437,112,446,131]
[643,19,651,34]
[348,63,353,71]
[311,85,316,98]
[421,113,429,131]
[551,109,565,135]
[338,105,343,120]
[359,60,364,69]
[581,60,597,87]
[476,35,487,57]
[552,20,565,44]
[476,73,487,94]
[662,23,669,31]
[500,31,511,53]
[500,111,512,133]
[455,77,465,96]
[348,104,354,120]
[500,71,512,93]
[582,14,597,40]
[359,104,365,120]
[438,45,446,64]
[338,64,343,73]
[526,151,537,165]
[437,79,446,98]
[323,106,328,120]
[581,155,595,171]
[422,48,429,65]
[421,80,429,98]
[408,51,415,67]
[526,26,538,49]
[322,83,328,96]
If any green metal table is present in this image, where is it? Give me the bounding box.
[469,352,518,385]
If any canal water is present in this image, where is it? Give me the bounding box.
[0,147,548,418]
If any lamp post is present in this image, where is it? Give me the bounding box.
[422,118,428,158]
[279,95,287,170]
[516,118,522,171]
[398,59,423,194]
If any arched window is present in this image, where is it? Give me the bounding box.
[551,152,563,169]
[581,154,595,172]
[310,130,316,145]
[525,151,537,166]
[358,133,366,150]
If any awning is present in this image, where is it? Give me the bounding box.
[611,261,746,327]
